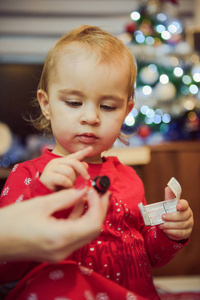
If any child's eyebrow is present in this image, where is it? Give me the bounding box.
[100,95,125,102]
[58,89,84,97]
[58,89,125,102]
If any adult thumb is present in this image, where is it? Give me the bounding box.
[43,188,88,215]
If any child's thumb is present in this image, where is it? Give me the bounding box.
[164,186,175,201]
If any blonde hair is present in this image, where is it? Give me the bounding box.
[33,25,137,137]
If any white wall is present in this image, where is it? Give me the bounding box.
[0,0,196,62]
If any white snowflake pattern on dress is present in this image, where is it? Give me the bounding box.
[173,243,182,250]
[84,290,95,300]
[153,227,157,239]
[79,265,93,276]
[35,171,39,177]
[15,194,24,203]
[24,178,32,186]
[1,186,10,197]
[96,293,110,300]
[27,293,38,300]
[11,164,19,172]
[126,292,138,300]
[49,269,65,281]
[154,254,160,262]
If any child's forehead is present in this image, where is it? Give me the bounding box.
[56,43,128,70]
[61,44,98,61]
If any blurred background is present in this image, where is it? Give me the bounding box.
[0,0,200,292]
[0,0,200,162]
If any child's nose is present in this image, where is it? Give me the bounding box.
[80,106,100,126]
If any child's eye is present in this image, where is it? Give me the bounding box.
[101,105,116,111]
[65,101,82,108]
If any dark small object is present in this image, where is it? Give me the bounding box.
[92,176,110,193]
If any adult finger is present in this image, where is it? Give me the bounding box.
[84,188,110,225]
[68,200,85,220]
[63,191,107,248]
[40,188,88,215]
[49,190,110,258]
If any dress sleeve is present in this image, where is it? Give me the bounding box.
[139,211,188,268]
[0,163,52,208]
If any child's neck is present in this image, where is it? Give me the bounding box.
[52,147,103,164]
[83,155,103,164]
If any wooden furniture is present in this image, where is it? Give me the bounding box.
[104,141,200,276]
[103,145,151,166]
[134,141,200,276]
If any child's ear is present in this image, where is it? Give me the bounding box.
[125,100,134,117]
[37,89,50,120]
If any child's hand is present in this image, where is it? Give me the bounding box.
[40,147,92,191]
[159,187,194,241]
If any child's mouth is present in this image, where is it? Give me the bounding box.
[77,133,98,144]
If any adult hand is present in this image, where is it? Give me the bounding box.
[0,187,110,263]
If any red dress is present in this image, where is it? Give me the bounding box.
[0,150,187,300]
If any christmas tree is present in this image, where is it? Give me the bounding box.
[120,0,200,145]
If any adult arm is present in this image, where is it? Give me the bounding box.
[0,187,110,263]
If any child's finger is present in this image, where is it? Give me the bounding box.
[69,146,93,161]
[160,221,193,240]
[54,159,88,181]
[162,207,191,223]
[160,219,190,230]
[161,228,188,241]
[50,164,77,183]
[176,199,189,211]
[63,159,90,180]
[45,173,76,190]
[49,156,89,180]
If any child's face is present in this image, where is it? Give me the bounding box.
[38,47,133,163]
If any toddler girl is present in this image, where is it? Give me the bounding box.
[0,25,193,300]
